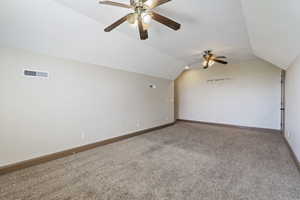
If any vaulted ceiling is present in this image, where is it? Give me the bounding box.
[241,0,300,69]
[0,0,299,79]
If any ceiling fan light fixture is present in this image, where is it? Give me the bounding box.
[127,13,137,24]
[203,60,215,67]
[144,0,154,7]
[100,0,180,40]
[201,50,228,69]
[142,12,152,24]
[129,21,138,27]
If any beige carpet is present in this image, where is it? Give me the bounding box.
[0,122,300,200]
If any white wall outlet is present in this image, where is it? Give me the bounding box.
[81,132,85,139]
[136,121,140,128]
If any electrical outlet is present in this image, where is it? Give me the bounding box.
[136,121,140,127]
[81,132,85,139]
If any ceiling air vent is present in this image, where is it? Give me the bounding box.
[24,69,49,78]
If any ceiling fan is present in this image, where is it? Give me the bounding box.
[99,0,181,40]
[202,50,228,69]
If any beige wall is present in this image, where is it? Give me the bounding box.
[175,59,281,129]
[285,55,300,161]
[0,47,174,167]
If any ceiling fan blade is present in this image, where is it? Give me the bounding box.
[216,56,227,59]
[104,14,131,32]
[151,12,180,31]
[138,16,148,40]
[99,1,133,9]
[150,0,171,8]
[213,59,228,64]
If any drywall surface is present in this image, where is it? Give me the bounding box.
[241,0,300,69]
[0,47,174,167]
[285,55,300,161]
[0,0,184,80]
[175,59,281,129]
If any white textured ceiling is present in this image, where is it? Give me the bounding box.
[0,0,297,79]
[56,0,254,65]
[241,0,300,69]
[0,0,184,79]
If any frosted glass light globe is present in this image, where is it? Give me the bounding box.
[142,13,152,24]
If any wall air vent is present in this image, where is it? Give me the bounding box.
[24,69,49,78]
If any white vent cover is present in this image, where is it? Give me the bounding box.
[23,69,49,78]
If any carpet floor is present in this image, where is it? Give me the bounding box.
[0,122,300,200]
